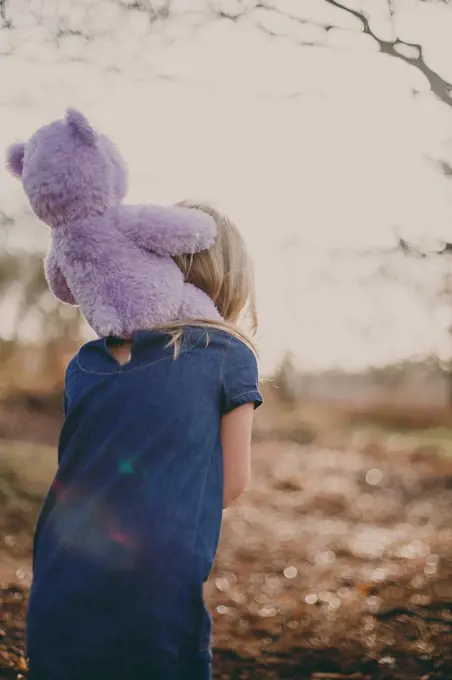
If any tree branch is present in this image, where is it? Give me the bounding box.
[0,0,11,28]
[127,0,172,21]
[395,231,452,257]
[324,0,452,106]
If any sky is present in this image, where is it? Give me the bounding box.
[2,0,452,372]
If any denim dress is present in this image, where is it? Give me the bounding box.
[26,328,262,680]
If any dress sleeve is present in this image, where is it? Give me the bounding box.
[220,335,263,414]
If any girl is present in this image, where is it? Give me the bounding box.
[27,202,263,680]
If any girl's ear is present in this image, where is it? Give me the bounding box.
[66,108,97,146]
[6,142,26,178]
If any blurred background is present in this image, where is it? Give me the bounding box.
[1,1,452,678]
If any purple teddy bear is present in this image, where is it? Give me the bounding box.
[6,109,221,337]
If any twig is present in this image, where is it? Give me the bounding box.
[324,0,452,106]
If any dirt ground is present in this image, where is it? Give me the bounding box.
[1,398,452,679]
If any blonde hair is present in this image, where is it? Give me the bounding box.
[156,201,257,356]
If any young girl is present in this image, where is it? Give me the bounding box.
[27,202,263,680]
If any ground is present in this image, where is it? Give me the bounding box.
[1,392,452,679]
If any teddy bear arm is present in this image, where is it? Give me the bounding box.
[45,247,77,306]
[118,205,217,256]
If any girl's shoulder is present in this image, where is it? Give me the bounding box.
[183,326,256,354]
[64,327,262,415]
[65,327,255,378]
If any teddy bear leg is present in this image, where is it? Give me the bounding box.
[179,284,221,322]
[44,247,77,305]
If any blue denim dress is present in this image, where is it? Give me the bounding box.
[27,328,262,680]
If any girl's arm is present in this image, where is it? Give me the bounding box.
[221,403,254,509]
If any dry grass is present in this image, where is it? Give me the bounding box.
[338,402,452,431]
[2,363,452,677]
[1,434,452,679]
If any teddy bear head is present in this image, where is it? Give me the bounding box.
[6,109,128,227]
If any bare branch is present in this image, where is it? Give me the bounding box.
[0,0,11,28]
[439,160,452,177]
[125,0,173,20]
[324,0,452,106]
[396,234,425,257]
[395,233,452,257]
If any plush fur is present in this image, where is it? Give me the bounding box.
[6,109,220,337]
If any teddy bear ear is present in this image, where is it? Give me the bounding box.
[6,142,26,178]
[65,108,97,146]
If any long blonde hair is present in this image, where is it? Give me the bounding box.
[156,201,258,356]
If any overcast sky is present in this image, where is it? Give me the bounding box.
[2,0,452,371]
